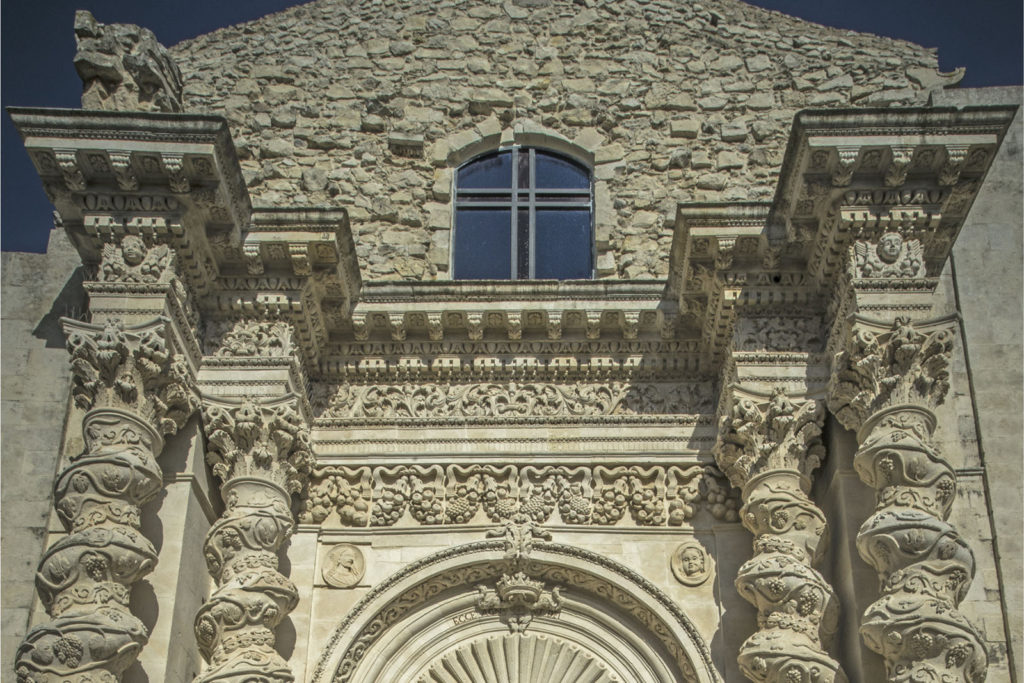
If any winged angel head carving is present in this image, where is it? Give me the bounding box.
[99,234,174,283]
[853,232,925,279]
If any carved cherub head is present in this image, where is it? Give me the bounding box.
[680,547,705,576]
[121,235,147,266]
[876,232,903,264]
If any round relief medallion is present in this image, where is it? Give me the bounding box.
[671,542,712,587]
[322,543,365,588]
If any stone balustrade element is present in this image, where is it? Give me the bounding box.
[829,315,986,682]
[195,396,312,683]
[715,387,846,683]
[15,317,197,682]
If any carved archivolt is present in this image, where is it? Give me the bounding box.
[311,539,719,683]
[300,464,740,528]
[828,316,987,682]
[311,380,714,421]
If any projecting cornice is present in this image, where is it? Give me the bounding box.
[8,108,360,371]
[668,105,1016,364]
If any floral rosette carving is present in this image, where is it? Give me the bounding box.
[715,387,845,683]
[197,397,311,683]
[829,315,986,681]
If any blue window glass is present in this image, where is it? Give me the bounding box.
[453,147,593,280]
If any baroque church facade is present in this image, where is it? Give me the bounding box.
[2,1,1021,681]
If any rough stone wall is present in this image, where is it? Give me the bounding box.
[0,228,85,675]
[170,0,947,280]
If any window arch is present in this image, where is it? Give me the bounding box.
[453,146,594,280]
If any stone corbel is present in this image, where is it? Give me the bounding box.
[827,314,987,682]
[15,317,198,682]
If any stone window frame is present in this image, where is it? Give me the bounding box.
[452,145,594,280]
[429,120,618,279]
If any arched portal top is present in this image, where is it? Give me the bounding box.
[311,539,720,683]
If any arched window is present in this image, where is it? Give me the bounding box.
[453,147,593,280]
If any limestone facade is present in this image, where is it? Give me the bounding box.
[2,2,1020,683]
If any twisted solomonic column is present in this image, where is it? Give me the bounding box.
[15,318,198,682]
[829,316,987,682]
[194,395,312,682]
[716,387,846,683]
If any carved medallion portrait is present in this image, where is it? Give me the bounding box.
[671,542,712,586]
[322,543,365,588]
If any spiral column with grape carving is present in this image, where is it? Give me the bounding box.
[716,386,846,683]
[194,395,312,683]
[829,315,987,682]
[15,318,198,682]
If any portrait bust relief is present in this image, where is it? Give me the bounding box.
[322,543,366,588]
[671,541,712,587]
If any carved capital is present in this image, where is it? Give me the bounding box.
[64,317,198,435]
[202,395,313,494]
[828,317,955,433]
[715,388,826,489]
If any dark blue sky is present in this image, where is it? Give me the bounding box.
[2,0,1021,253]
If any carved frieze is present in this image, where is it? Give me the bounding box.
[311,380,714,423]
[300,464,740,528]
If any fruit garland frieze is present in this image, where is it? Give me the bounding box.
[299,464,740,527]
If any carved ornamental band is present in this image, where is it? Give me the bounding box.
[716,388,846,683]
[829,316,987,682]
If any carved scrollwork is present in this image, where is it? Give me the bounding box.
[714,386,845,682]
[299,463,739,528]
[313,380,713,421]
